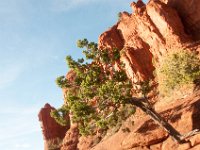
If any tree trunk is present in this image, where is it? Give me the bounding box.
[127,97,200,143]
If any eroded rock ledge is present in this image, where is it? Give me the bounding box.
[92,90,200,150]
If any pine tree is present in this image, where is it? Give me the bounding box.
[52,39,200,142]
[52,39,134,136]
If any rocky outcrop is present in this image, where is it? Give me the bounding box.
[61,124,79,150]
[60,70,80,150]
[98,0,190,83]
[160,0,200,40]
[39,0,200,149]
[62,70,77,100]
[98,25,124,51]
[92,89,200,150]
[91,0,200,149]
[38,103,70,150]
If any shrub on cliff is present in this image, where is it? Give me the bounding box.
[51,40,200,143]
[50,105,69,126]
[46,137,62,150]
[52,39,135,136]
[157,51,200,95]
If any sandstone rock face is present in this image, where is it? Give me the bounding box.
[121,124,168,149]
[61,124,79,150]
[98,25,124,51]
[160,0,200,40]
[146,0,189,45]
[92,89,200,150]
[62,70,77,100]
[39,0,200,149]
[93,1,200,148]
[98,0,190,83]
[38,103,70,150]
[78,135,101,150]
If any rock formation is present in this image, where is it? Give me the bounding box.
[93,0,200,149]
[61,124,79,150]
[92,90,200,150]
[38,103,70,150]
[98,0,191,84]
[39,0,200,149]
[160,0,200,40]
[92,0,200,148]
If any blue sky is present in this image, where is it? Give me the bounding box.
[0,0,136,149]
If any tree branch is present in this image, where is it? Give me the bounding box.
[127,97,200,143]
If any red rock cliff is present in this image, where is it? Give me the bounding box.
[98,0,191,84]
[91,1,200,149]
[38,103,70,150]
[161,0,200,40]
[40,0,200,149]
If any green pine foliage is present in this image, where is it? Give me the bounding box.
[50,105,70,126]
[53,39,135,136]
[157,51,200,95]
[56,76,71,88]
[139,80,154,97]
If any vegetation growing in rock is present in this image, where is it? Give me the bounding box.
[50,105,69,126]
[118,12,122,21]
[157,51,200,95]
[46,138,62,150]
[55,76,71,88]
[139,80,153,97]
[51,40,200,143]
[51,39,135,136]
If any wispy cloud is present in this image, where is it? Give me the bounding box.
[0,64,24,89]
[50,0,99,12]
[0,109,41,141]
[50,0,134,13]
[15,143,31,149]
[0,104,39,115]
[0,126,40,142]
